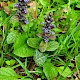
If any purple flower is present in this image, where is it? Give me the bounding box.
[46,20,51,24]
[44,37,49,42]
[14,3,19,8]
[24,20,28,24]
[43,28,49,33]
[24,0,28,2]
[51,32,55,35]
[23,8,27,13]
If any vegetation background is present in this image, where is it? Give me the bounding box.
[0,0,80,80]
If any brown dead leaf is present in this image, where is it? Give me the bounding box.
[28,1,36,10]
[14,68,20,74]
[60,16,66,20]
[32,10,37,19]
[0,2,10,15]
[36,33,42,39]
[62,26,67,33]
[49,35,56,40]
[75,77,79,80]
[53,78,57,80]
[0,2,8,8]
[63,8,68,13]
[73,71,79,77]
[28,1,37,19]
[3,7,10,15]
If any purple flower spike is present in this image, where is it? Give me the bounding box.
[42,13,56,43]
[15,0,28,25]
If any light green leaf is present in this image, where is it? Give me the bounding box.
[57,66,72,77]
[21,77,32,80]
[46,41,59,51]
[0,67,21,80]
[14,44,34,57]
[76,2,80,8]
[34,50,48,67]
[13,33,26,49]
[10,59,16,66]
[6,59,16,66]
[75,54,80,69]
[8,1,15,8]
[13,34,34,57]
[7,31,17,44]
[6,61,10,66]
[27,38,41,49]
[37,78,41,80]
[39,0,49,7]
[54,28,62,32]
[43,62,58,80]
[39,41,47,52]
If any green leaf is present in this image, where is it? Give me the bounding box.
[57,66,72,77]
[54,28,62,32]
[21,77,32,80]
[76,2,80,8]
[27,38,41,49]
[37,78,41,80]
[6,59,16,66]
[13,34,34,57]
[46,41,59,51]
[39,41,47,52]
[75,54,80,69]
[10,59,16,66]
[34,50,48,67]
[7,31,17,44]
[22,25,29,32]
[43,62,58,80]
[14,44,34,57]
[39,0,49,7]
[6,61,10,66]
[13,33,26,49]
[0,58,3,66]
[10,16,19,28]
[8,1,15,8]
[0,67,21,80]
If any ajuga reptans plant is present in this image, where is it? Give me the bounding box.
[14,0,28,24]
[42,13,56,42]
